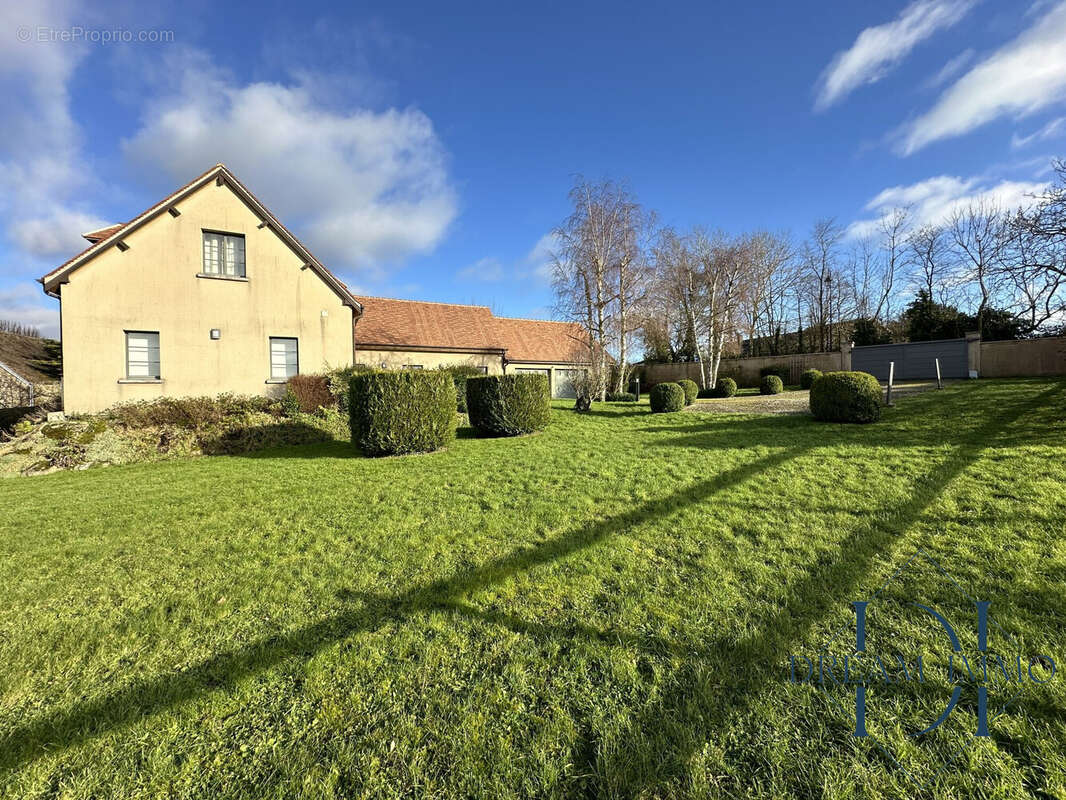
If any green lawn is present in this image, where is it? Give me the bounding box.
[1,379,1064,799]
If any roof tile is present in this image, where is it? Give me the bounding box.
[353,296,589,363]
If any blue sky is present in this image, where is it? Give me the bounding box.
[2,0,1065,337]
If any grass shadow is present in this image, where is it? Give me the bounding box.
[0,441,811,773]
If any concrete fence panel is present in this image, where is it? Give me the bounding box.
[980,337,1066,377]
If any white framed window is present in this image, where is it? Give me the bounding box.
[270,337,299,379]
[403,364,424,370]
[202,231,246,277]
[474,366,488,374]
[125,331,160,379]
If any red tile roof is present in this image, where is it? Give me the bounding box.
[81,224,125,243]
[353,296,590,363]
[491,316,589,363]
[353,296,504,351]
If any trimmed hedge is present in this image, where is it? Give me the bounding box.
[714,377,738,398]
[760,375,784,395]
[435,365,487,413]
[605,391,637,402]
[800,368,823,391]
[759,365,790,382]
[809,371,882,423]
[677,379,699,406]
[466,374,551,436]
[349,371,456,455]
[650,382,685,412]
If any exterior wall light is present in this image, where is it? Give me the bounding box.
[210,329,221,340]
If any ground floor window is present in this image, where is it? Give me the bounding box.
[403,364,424,370]
[270,337,299,379]
[125,331,160,379]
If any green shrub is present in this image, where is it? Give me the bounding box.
[280,388,301,417]
[677,379,699,406]
[108,394,278,430]
[650,382,685,412]
[800,369,823,390]
[465,374,551,436]
[286,374,334,412]
[759,365,790,382]
[760,375,784,395]
[327,365,377,415]
[435,365,488,412]
[713,377,738,398]
[349,371,456,455]
[809,371,882,424]
[605,391,637,402]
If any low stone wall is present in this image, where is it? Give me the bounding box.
[640,348,850,388]
[0,363,33,408]
[980,337,1066,377]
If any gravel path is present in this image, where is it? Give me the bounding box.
[687,380,952,415]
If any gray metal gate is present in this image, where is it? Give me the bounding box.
[852,338,968,381]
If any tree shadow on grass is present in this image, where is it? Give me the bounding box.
[0,436,812,773]
[1,383,1060,784]
[584,382,1064,797]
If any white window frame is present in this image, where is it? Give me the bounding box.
[125,331,160,380]
[269,337,299,380]
[202,231,246,277]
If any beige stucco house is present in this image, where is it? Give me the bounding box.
[40,164,591,413]
[40,164,360,414]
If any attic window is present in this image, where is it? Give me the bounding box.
[202,232,245,277]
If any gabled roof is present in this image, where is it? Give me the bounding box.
[491,316,589,363]
[353,296,505,352]
[39,164,361,312]
[352,295,591,364]
[82,224,124,243]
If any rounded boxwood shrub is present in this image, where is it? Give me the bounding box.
[800,368,823,390]
[466,374,551,436]
[759,365,790,382]
[650,382,685,412]
[714,377,738,398]
[605,391,637,402]
[810,371,882,423]
[677,379,699,406]
[349,371,456,456]
[760,375,784,395]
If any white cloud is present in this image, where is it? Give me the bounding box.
[900,1,1066,154]
[847,174,1047,238]
[457,257,505,282]
[455,233,560,285]
[122,54,458,277]
[1011,115,1066,148]
[0,283,60,338]
[815,0,974,110]
[0,0,108,263]
[923,48,975,89]
[522,233,559,283]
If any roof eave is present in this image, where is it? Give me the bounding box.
[38,164,363,312]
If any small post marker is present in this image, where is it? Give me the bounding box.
[935,358,943,390]
[634,377,640,402]
[886,361,895,407]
